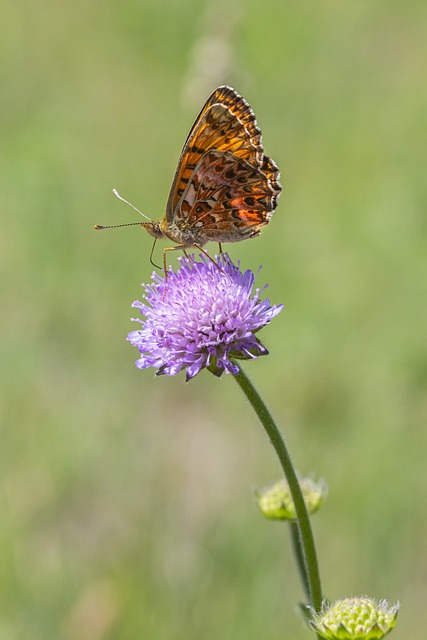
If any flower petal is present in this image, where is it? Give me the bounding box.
[127,253,283,380]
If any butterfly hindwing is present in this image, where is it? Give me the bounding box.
[175,150,277,243]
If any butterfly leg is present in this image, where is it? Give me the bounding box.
[162,245,193,278]
[218,242,223,254]
[149,237,162,270]
[194,244,222,271]
[162,245,222,285]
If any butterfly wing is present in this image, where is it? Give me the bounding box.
[175,150,280,244]
[165,86,272,221]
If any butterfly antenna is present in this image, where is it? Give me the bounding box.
[112,188,152,222]
[94,189,153,230]
[94,222,145,230]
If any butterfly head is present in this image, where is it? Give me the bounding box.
[141,220,165,239]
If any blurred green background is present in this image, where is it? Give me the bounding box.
[1,1,426,638]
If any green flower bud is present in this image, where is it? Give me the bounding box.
[256,477,327,521]
[308,597,399,640]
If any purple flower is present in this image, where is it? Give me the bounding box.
[127,253,283,381]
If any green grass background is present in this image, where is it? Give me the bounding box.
[1,1,426,638]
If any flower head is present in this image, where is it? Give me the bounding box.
[308,597,399,640]
[256,476,327,521]
[127,253,283,381]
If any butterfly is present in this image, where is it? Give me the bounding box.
[95,86,282,270]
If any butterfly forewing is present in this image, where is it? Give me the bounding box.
[166,86,266,219]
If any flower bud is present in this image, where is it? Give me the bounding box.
[308,597,399,640]
[256,477,327,521]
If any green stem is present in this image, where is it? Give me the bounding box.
[232,361,323,612]
[290,521,310,602]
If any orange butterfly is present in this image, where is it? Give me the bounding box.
[95,86,281,270]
